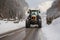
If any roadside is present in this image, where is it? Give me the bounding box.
[0,20,25,35]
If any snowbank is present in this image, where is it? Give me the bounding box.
[42,16,60,40]
[0,20,25,34]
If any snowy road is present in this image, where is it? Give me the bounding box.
[0,28,42,40]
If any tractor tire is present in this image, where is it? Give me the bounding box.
[26,19,30,28]
[38,20,42,28]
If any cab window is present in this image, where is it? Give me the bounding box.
[31,12,38,15]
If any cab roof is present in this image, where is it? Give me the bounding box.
[29,10,39,12]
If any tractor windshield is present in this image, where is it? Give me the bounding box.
[31,10,38,15]
[31,12,38,15]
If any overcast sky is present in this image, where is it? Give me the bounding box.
[26,0,54,8]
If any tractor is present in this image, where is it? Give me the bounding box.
[26,9,42,28]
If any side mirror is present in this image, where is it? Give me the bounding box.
[28,11,30,13]
[27,9,30,14]
[28,9,30,13]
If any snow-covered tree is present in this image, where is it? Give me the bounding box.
[46,0,60,24]
[0,0,28,20]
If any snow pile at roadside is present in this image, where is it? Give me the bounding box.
[42,17,60,40]
[0,20,25,34]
